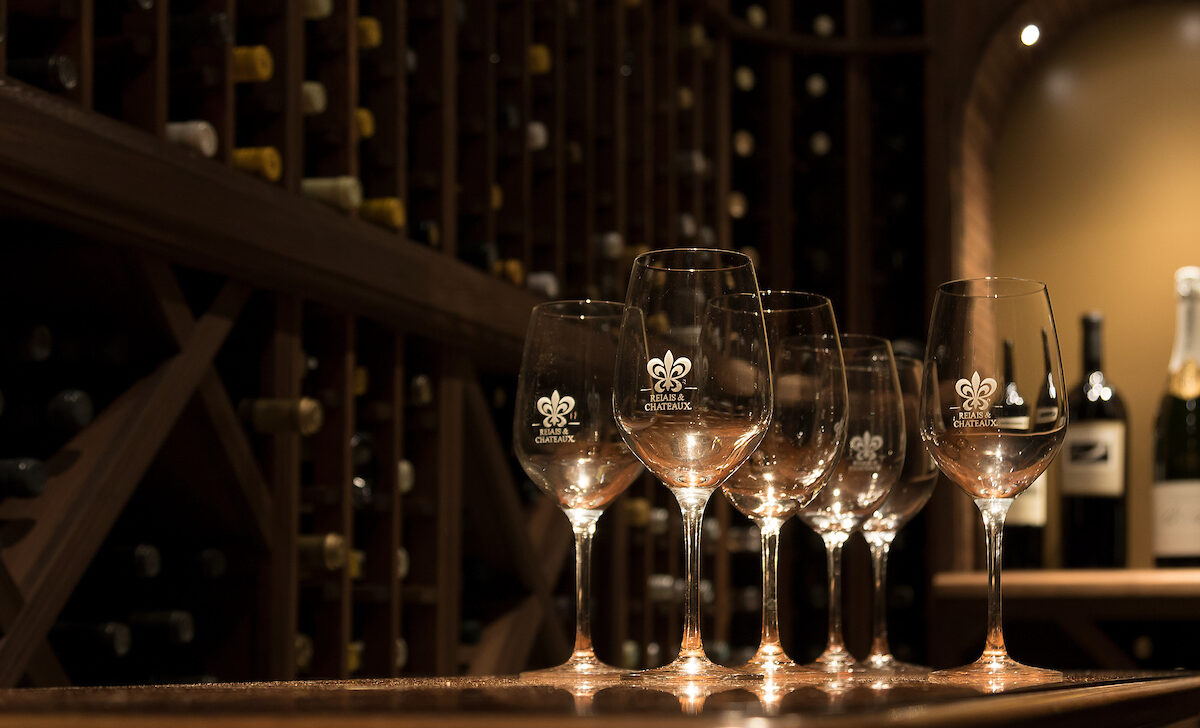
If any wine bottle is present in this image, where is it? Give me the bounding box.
[396,547,410,580]
[993,339,1044,568]
[357,17,382,50]
[677,86,694,111]
[302,176,363,211]
[813,13,836,37]
[303,0,333,21]
[295,633,314,673]
[232,147,283,182]
[411,220,440,247]
[1061,312,1127,567]
[50,621,133,659]
[127,610,195,646]
[805,73,828,98]
[170,12,233,47]
[728,191,747,220]
[348,549,365,580]
[6,55,78,92]
[810,131,832,156]
[677,213,698,240]
[734,65,755,92]
[394,637,408,671]
[300,81,328,116]
[0,458,48,498]
[92,543,162,581]
[675,149,709,176]
[346,640,365,673]
[528,43,552,75]
[408,374,434,407]
[745,4,767,28]
[239,397,324,436]
[360,197,405,230]
[355,107,376,139]
[397,459,415,494]
[165,121,219,158]
[298,532,347,571]
[231,46,274,84]
[733,129,755,158]
[1155,266,1200,566]
[526,272,560,299]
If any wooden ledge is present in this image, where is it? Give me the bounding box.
[933,569,1200,599]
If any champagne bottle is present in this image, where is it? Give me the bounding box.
[6,55,78,91]
[1061,312,1127,567]
[302,177,363,212]
[231,46,274,83]
[165,121,219,158]
[232,147,283,182]
[993,339,1044,568]
[298,532,347,571]
[1155,266,1200,566]
[239,397,324,436]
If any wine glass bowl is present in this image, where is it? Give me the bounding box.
[614,249,773,683]
[514,300,645,680]
[862,355,939,673]
[798,334,905,673]
[721,292,848,675]
[919,277,1067,687]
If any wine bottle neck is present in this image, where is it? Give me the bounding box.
[1082,316,1103,374]
[1169,294,1200,374]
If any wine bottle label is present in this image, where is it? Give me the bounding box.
[1007,471,1047,526]
[1060,421,1125,497]
[1153,480,1200,557]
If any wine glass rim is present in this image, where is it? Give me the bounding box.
[937,276,1047,298]
[759,290,832,312]
[634,247,753,272]
[840,333,892,350]
[531,299,625,319]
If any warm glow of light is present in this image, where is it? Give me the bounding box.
[1021,24,1041,46]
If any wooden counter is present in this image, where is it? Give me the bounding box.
[0,673,1197,727]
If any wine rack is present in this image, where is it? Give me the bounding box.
[0,0,935,684]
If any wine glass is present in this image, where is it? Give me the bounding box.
[798,335,905,673]
[613,248,773,683]
[861,355,938,673]
[919,277,1066,687]
[514,300,646,680]
[721,291,848,676]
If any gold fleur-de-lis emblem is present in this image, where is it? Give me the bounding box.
[646,350,692,393]
[536,390,576,427]
[956,371,998,412]
[849,430,883,463]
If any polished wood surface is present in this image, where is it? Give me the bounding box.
[0,673,1197,727]
[934,569,1200,599]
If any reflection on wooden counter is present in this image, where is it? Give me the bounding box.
[0,673,1198,727]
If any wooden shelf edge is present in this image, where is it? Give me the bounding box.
[934,568,1200,599]
[0,81,540,369]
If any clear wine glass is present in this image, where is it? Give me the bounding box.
[798,335,905,673]
[721,291,848,676]
[861,354,938,673]
[920,277,1067,688]
[514,300,646,680]
[613,248,773,683]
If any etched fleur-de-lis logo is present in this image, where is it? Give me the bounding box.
[956,371,998,412]
[536,390,575,427]
[849,430,883,463]
[647,350,692,393]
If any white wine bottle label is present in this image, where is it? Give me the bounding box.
[1153,480,1200,557]
[1007,471,1048,526]
[1060,421,1125,497]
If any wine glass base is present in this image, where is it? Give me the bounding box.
[739,655,820,681]
[863,653,930,675]
[623,654,761,685]
[520,653,627,682]
[930,654,1062,691]
[806,647,859,674]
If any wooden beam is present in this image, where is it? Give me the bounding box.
[0,281,250,686]
[139,258,274,548]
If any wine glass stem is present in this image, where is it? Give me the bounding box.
[866,532,896,658]
[821,532,850,656]
[566,509,601,658]
[757,517,784,654]
[673,488,712,658]
[976,497,1013,659]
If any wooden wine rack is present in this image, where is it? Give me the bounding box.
[0,0,935,684]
